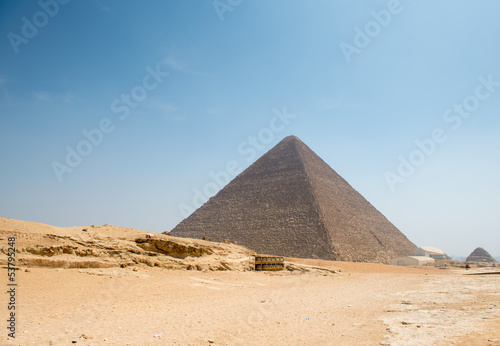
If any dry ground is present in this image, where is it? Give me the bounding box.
[1,266,499,345]
[0,217,499,345]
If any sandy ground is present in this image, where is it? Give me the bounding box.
[0,217,499,345]
[0,266,498,345]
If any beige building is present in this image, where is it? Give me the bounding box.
[415,246,447,260]
[391,256,435,267]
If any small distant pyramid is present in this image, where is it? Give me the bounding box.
[466,247,498,263]
[169,136,416,263]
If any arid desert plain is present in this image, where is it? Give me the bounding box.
[1,216,499,345]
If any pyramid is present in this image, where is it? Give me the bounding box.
[169,136,416,263]
[466,247,498,263]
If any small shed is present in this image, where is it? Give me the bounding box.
[391,256,435,267]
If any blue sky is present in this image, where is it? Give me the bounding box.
[1,0,499,258]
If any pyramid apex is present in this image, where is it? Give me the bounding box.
[281,135,303,143]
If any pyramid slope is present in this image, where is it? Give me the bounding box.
[466,247,498,263]
[171,136,333,259]
[294,137,416,262]
[170,136,416,263]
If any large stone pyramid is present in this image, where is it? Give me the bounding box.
[466,247,498,263]
[169,136,416,263]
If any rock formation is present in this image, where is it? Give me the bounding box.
[0,217,255,271]
[169,136,416,263]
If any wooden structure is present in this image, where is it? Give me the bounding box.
[254,255,285,271]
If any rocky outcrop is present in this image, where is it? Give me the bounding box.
[135,238,215,258]
[0,218,255,271]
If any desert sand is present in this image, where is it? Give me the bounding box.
[1,217,499,345]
